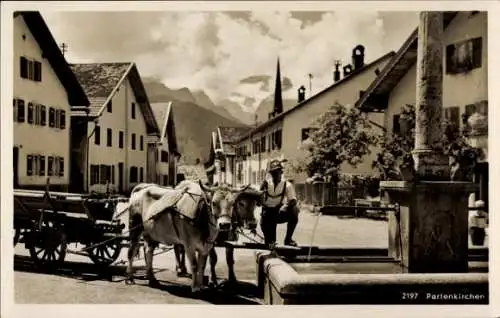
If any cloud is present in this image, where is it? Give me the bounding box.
[41,10,418,104]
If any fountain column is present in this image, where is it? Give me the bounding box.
[381,12,477,273]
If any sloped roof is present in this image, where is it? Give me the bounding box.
[17,11,89,107]
[356,12,459,111]
[70,62,160,136]
[70,63,130,99]
[151,101,180,156]
[236,51,396,143]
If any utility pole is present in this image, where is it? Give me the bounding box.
[308,73,313,98]
[60,43,68,57]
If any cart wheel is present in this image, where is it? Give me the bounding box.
[28,220,67,268]
[87,240,122,266]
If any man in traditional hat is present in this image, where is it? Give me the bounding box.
[259,159,299,246]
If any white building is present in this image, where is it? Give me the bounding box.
[151,101,181,186]
[70,62,161,194]
[13,12,89,191]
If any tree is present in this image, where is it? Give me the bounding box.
[299,102,381,184]
[373,104,485,181]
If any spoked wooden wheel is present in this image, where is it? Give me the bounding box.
[28,220,67,268]
[14,229,20,247]
[87,239,122,266]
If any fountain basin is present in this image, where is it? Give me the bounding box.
[255,250,488,305]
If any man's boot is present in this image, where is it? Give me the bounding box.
[284,207,299,246]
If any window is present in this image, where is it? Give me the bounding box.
[140,135,144,151]
[107,128,112,147]
[446,37,482,74]
[444,107,460,133]
[140,167,144,183]
[49,107,55,127]
[48,156,54,176]
[90,165,99,185]
[163,175,168,186]
[40,105,46,126]
[130,166,138,183]
[131,133,136,150]
[55,109,60,128]
[20,57,42,81]
[100,165,108,184]
[27,102,34,124]
[111,165,115,184]
[161,150,169,162]
[94,125,101,145]
[39,155,45,176]
[392,114,401,135]
[260,136,266,153]
[131,102,136,119]
[16,99,25,123]
[274,129,282,149]
[119,131,124,148]
[59,110,66,129]
[107,100,112,113]
[26,155,33,176]
[301,128,317,141]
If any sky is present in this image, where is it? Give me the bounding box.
[42,10,419,104]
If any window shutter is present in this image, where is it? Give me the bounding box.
[119,131,124,148]
[131,134,136,150]
[59,157,64,177]
[131,102,136,119]
[34,104,40,125]
[140,135,144,151]
[48,156,53,176]
[472,37,482,69]
[49,107,55,127]
[140,167,144,183]
[27,155,33,176]
[27,102,34,124]
[17,99,25,122]
[39,155,45,176]
[111,165,115,184]
[107,128,112,147]
[94,125,101,145]
[20,57,28,78]
[60,110,66,129]
[27,60,34,80]
[34,61,42,82]
[39,105,46,126]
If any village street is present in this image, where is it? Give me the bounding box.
[14,211,390,304]
[13,209,488,304]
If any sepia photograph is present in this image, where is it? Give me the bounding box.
[1,1,497,317]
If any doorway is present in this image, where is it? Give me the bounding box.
[13,147,19,188]
[118,162,124,194]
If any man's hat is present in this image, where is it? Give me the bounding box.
[268,159,284,172]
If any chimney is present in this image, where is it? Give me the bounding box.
[375,68,381,76]
[298,85,306,103]
[352,45,365,70]
[268,112,274,119]
[333,60,341,82]
[343,64,353,77]
[273,58,284,115]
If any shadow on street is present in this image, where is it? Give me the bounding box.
[14,255,262,305]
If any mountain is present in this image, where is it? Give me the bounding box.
[192,90,245,124]
[142,78,248,165]
[255,96,297,124]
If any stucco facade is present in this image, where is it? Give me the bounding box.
[230,52,393,186]
[383,12,487,136]
[13,13,88,190]
[86,77,151,193]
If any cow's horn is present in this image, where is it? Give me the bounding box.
[199,180,217,193]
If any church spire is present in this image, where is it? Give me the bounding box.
[273,57,283,115]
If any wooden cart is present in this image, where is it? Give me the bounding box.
[13,182,129,269]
